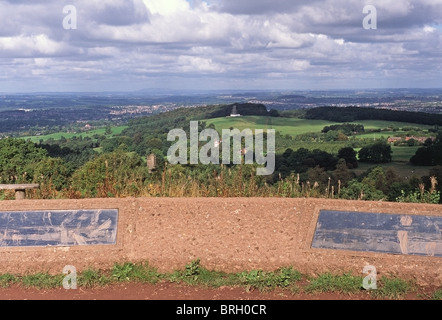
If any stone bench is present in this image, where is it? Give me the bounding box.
[0,184,40,200]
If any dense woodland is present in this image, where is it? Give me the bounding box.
[0,104,441,204]
[303,106,442,126]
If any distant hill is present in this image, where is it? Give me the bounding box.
[304,106,442,126]
[127,102,276,129]
[106,102,278,155]
[207,103,277,118]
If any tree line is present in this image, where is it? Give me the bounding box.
[304,106,442,126]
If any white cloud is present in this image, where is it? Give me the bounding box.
[143,0,190,16]
[178,55,226,73]
[424,25,436,33]
[0,0,441,91]
[0,34,68,57]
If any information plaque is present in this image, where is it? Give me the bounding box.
[0,209,118,247]
[312,210,442,257]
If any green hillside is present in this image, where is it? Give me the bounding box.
[207,116,335,136]
[207,116,433,138]
[22,126,128,143]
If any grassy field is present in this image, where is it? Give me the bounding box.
[207,116,434,139]
[207,116,430,152]
[23,125,128,143]
[207,116,337,136]
[351,146,430,179]
[352,161,432,179]
[391,146,420,162]
[208,116,435,177]
[350,120,433,131]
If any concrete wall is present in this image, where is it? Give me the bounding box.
[0,198,440,286]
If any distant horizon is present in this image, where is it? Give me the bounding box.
[2,87,442,95]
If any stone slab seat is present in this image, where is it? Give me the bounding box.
[0,184,40,200]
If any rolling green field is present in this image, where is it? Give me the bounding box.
[206,116,433,138]
[351,146,427,179]
[207,116,336,136]
[207,116,436,178]
[350,120,433,131]
[22,125,128,143]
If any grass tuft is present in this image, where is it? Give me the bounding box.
[0,261,439,300]
[431,288,442,300]
[237,267,303,293]
[111,262,163,284]
[77,268,111,288]
[370,276,413,299]
[21,272,64,289]
[304,272,363,295]
[0,274,18,288]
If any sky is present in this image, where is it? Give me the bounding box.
[0,0,441,93]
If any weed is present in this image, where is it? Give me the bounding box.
[0,261,439,300]
[238,267,302,292]
[0,274,17,288]
[21,272,63,289]
[304,272,363,295]
[111,262,163,284]
[112,262,135,282]
[431,288,442,300]
[370,276,413,299]
[78,268,110,288]
[185,259,201,278]
[169,259,202,284]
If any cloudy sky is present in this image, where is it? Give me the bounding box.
[0,0,441,92]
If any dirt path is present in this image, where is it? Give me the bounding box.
[0,281,432,300]
[0,281,436,320]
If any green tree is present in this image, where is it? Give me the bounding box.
[410,147,433,166]
[33,157,71,191]
[410,132,442,166]
[0,138,48,183]
[362,167,388,194]
[70,150,149,198]
[337,147,358,169]
[333,158,355,187]
[340,179,386,201]
[324,130,339,142]
[306,166,329,189]
[146,138,163,150]
[358,142,392,163]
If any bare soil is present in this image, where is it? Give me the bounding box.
[0,281,436,301]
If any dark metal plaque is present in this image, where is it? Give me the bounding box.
[312,210,442,257]
[0,209,118,247]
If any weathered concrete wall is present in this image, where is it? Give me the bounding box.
[0,198,440,286]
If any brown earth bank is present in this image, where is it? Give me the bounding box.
[0,282,435,305]
[0,197,441,309]
[0,281,438,300]
[0,282,367,300]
